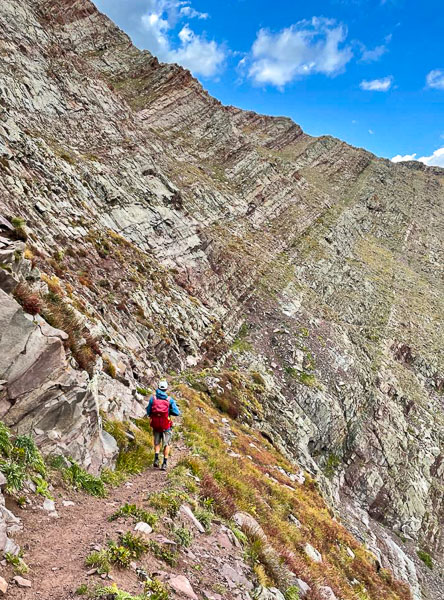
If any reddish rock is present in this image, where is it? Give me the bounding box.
[169,575,198,600]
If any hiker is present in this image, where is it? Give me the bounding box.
[146,380,180,471]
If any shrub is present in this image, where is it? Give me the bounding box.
[64,460,106,497]
[148,540,178,566]
[5,552,28,574]
[13,434,46,475]
[0,421,12,456]
[173,526,193,548]
[11,216,28,241]
[200,473,237,519]
[103,419,153,476]
[109,503,158,527]
[92,585,145,600]
[136,387,149,396]
[107,542,132,568]
[417,550,433,569]
[100,468,126,488]
[148,489,189,518]
[323,453,341,479]
[145,578,170,600]
[23,293,43,315]
[285,586,300,600]
[103,357,117,379]
[120,532,149,559]
[194,507,213,533]
[14,283,42,315]
[75,584,89,595]
[0,460,26,492]
[85,550,110,574]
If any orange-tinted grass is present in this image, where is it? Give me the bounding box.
[177,383,412,600]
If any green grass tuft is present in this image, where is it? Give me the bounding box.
[85,549,111,574]
[109,503,158,526]
[417,550,433,569]
[148,540,178,566]
[64,460,106,497]
[75,583,89,595]
[120,531,149,559]
[0,421,12,456]
[107,542,132,568]
[173,526,193,547]
[5,552,29,575]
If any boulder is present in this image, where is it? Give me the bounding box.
[169,575,198,600]
[252,586,286,600]
[294,578,311,597]
[135,522,152,536]
[43,499,56,512]
[304,542,322,563]
[0,290,112,471]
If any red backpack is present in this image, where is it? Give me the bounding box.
[150,396,172,432]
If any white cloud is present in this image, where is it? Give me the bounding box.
[391,153,417,162]
[359,34,391,63]
[368,129,374,134]
[247,17,353,88]
[140,0,225,78]
[180,6,208,19]
[426,69,444,90]
[169,26,225,77]
[391,148,444,168]
[418,147,444,167]
[360,76,393,91]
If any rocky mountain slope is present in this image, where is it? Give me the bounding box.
[0,0,442,598]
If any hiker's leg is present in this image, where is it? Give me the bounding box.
[153,432,162,467]
[161,431,172,470]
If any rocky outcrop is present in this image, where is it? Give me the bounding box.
[0,0,442,597]
[0,288,114,471]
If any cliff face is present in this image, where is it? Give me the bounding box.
[0,0,443,598]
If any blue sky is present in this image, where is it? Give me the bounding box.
[94,0,444,166]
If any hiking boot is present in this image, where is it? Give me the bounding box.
[161,461,167,471]
[153,456,160,468]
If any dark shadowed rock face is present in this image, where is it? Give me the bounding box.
[0,0,442,596]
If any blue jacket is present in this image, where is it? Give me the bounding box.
[146,389,180,431]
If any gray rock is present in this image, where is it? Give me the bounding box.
[179,504,205,533]
[43,499,55,512]
[294,578,311,597]
[304,543,322,563]
[252,586,286,600]
[222,563,253,590]
[135,522,152,536]
[318,587,337,600]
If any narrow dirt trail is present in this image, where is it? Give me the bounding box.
[6,450,185,600]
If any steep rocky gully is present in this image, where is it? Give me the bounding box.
[0,1,442,599]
